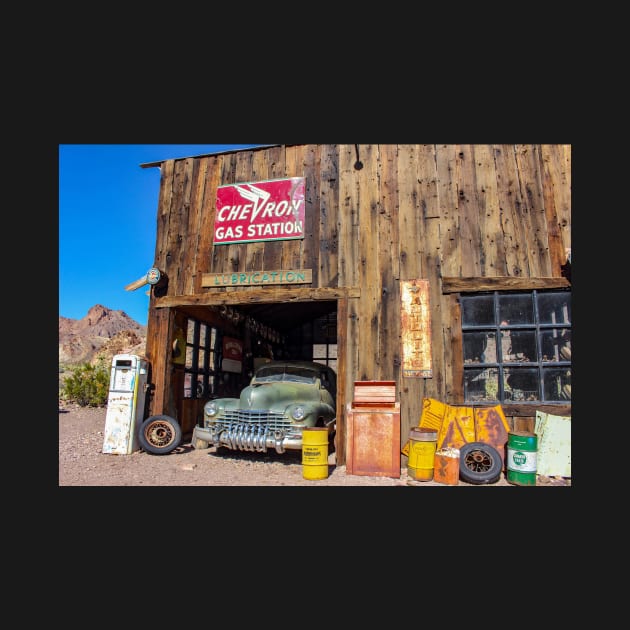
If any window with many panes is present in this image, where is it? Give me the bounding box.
[312,312,338,372]
[461,290,571,404]
[183,320,219,399]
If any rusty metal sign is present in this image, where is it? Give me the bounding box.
[401,279,433,378]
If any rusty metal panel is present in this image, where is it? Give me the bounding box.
[437,405,475,450]
[402,398,511,462]
[474,405,510,466]
[401,280,433,378]
[419,397,448,431]
[346,402,401,478]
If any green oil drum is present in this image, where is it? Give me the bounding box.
[507,431,538,486]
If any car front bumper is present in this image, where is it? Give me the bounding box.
[192,424,305,454]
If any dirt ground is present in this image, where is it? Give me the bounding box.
[58,403,570,487]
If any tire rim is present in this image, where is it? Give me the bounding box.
[145,420,176,448]
[463,448,494,473]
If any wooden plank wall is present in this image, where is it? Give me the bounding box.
[397,145,423,431]
[337,145,361,441]
[146,144,571,455]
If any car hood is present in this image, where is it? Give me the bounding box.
[238,381,328,410]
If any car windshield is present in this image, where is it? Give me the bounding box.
[254,366,318,384]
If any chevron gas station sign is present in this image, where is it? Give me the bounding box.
[214,177,305,245]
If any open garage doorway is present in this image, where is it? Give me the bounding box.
[170,298,345,461]
[174,299,339,401]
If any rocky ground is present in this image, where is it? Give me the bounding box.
[58,403,570,487]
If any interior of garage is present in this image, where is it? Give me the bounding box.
[171,300,338,436]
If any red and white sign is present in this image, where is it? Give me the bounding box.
[222,336,243,373]
[222,337,243,361]
[214,177,305,245]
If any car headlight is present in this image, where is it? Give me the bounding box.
[290,405,306,421]
[205,401,219,417]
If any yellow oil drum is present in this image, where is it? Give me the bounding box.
[407,428,438,481]
[302,428,329,480]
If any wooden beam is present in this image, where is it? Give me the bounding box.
[441,276,570,294]
[153,286,361,308]
[502,403,571,417]
[125,275,148,291]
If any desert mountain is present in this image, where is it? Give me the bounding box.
[59,304,147,367]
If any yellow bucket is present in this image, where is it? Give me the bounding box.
[302,428,329,480]
[407,428,438,481]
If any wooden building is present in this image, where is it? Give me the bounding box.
[139,144,571,467]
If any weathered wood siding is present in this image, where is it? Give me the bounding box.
[145,144,571,463]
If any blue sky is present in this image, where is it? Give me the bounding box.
[59,144,264,326]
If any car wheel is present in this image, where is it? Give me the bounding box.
[138,415,182,455]
[459,442,502,484]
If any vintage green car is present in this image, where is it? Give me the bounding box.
[193,360,337,454]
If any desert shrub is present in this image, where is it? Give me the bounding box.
[61,360,110,407]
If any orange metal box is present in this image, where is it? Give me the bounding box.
[345,382,400,478]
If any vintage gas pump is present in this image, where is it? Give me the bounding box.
[102,354,149,454]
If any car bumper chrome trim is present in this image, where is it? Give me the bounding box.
[193,424,304,454]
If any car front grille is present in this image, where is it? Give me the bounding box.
[217,410,291,431]
[208,411,298,453]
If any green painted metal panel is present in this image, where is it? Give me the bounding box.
[535,411,571,477]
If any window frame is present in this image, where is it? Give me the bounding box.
[183,319,218,399]
[460,289,571,406]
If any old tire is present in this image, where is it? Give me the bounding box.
[138,415,182,455]
[459,442,502,484]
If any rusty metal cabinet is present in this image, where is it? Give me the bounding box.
[345,382,401,478]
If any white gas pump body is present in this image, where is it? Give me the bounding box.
[102,354,149,454]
